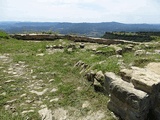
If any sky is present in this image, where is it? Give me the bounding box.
[0,0,160,23]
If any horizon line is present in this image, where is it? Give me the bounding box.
[0,21,160,24]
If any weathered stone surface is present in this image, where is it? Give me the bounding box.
[153,91,160,119]
[120,69,132,82]
[50,88,58,93]
[107,100,126,119]
[79,43,85,48]
[5,80,15,83]
[155,50,160,54]
[120,67,160,94]
[53,108,67,120]
[110,80,149,110]
[6,99,17,104]
[36,53,44,56]
[104,72,122,94]
[74,60,84,67]
[50,98,59,102]
[119,66,160,119]
[82,101,90,108]
[93,79,105,93]
[154,107,160,120]
[130,67,160,94]
[20,94,27,98]
[22,110,34,114]
[80,63,89,70]
[74,60,89,74]
[104,71,156,120]
[38,108,52,120]
[30,88,48,96]
[134,50,146,56]
[95,71,105,85]
[85,71,96,84]
[81,110,105,120]
[146,62,160,75]
[108,80,150,120]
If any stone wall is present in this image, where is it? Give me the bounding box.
[10,34,65,40]
[10,34,137,45]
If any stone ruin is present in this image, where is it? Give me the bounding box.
[10,34,137,45]
[74,60,160,120]
[10,33,160,119]
[105,67,160,120]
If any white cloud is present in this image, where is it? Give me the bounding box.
[1,0,160,23]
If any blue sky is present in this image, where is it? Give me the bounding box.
[1,0,160,23]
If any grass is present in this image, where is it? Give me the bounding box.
[0,31,9,39]
[1,32,160,119]
[0,37,115,119]
[96,46,116,56]
[0,109,24,120]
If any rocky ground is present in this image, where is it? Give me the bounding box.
[0,39,116,120]
[1,37,160,120]
[0,53,112,120]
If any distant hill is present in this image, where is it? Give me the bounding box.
[0,22,160,37]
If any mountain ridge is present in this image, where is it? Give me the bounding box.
[1,22,160,37]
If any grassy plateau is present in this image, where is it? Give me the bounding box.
[0,31,160,120]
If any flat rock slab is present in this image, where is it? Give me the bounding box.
[38,108,52,120]
[120,67,160,94]
[53,108,67,120]
[30,88,48,96]
[131,67,160,94]
[146,62,160,75]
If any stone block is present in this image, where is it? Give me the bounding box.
[104,72,122,94]
[120,69,132,83]
[95,71,105,85]
[153,107,160,120]
[131,67,160,94]
[108,80,150,120]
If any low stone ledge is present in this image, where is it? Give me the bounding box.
[10,34,138,45]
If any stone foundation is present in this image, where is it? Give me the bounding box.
[10,34,137,45]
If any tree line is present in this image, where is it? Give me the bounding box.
[102,32,157,42]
